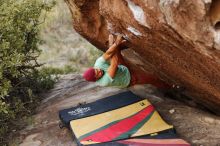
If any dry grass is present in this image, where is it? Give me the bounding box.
[38,0,102,73]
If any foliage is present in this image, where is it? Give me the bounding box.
[0,0,55,145]
[87,46,103,66]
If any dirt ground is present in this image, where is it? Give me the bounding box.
[13,74,220,146]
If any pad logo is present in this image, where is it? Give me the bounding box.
[68,107,91,116]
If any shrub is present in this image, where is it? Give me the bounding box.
[0,0,55,145]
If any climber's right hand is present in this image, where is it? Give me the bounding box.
[114,35,127,47]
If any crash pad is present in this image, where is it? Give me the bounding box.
[59,91,190,146]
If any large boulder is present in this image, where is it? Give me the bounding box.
[64,0,220,115]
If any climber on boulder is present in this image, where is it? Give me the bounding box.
[83,34,171,89]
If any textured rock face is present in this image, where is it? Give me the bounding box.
[65,0,220,114]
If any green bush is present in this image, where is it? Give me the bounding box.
[0,0,55,145]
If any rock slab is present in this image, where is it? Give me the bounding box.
[16,74,220,146]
